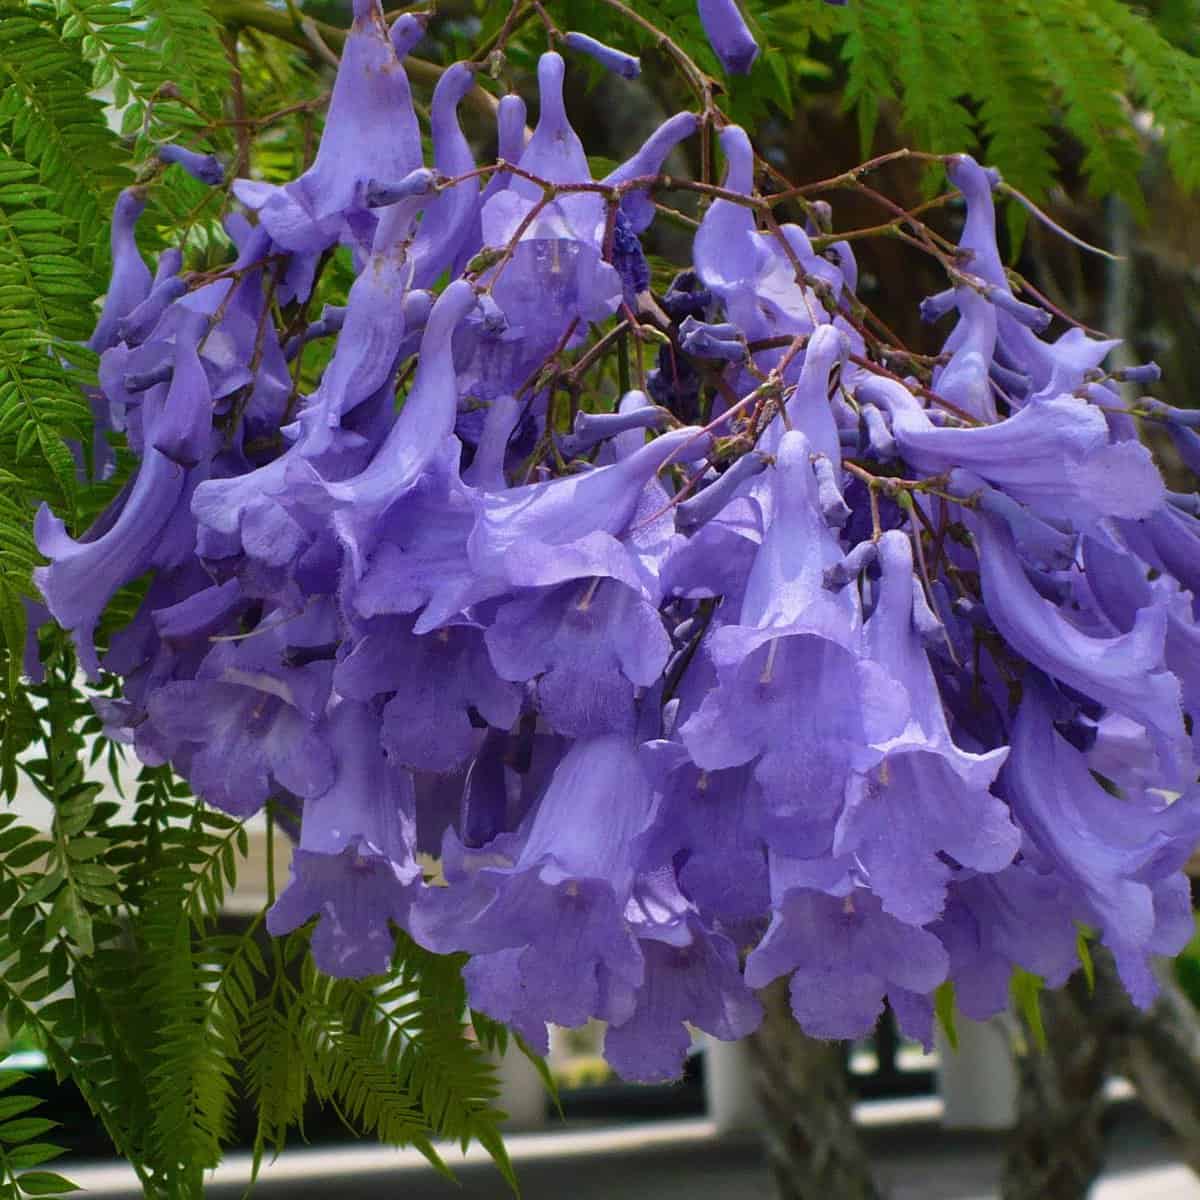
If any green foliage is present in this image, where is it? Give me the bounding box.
[1011,968,1048,1051]
[932,980,958,1052]
[0,1072,78,1198]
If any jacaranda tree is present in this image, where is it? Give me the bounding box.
[3,2,1200,1198]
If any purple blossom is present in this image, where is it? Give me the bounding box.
[744,873,948,1040]
[603,868,762,1082]
[267,701,423,978]
[412,735,653,1037]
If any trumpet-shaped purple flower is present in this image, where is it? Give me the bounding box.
[832,532,1019,926]
[744,869,949,1040]
[334,616,521,772]
[144,617,336,816]
[89,188,152,354]
[969,508,1187,779]
[234,0,421,266]
[267,700,423,978]
[680,434,907,854]
[485,576,670,737]
[1004,679,1200,1006]
[35,389,200,678]
[874,384,1163,528]
[413,735,652,1038]
[602,868,762,1083]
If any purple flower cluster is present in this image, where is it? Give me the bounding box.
[35,1,1200,1081]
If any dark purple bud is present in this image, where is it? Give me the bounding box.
[662,270,712,322]
[563,31,641,79]
[157,143,224,186]
[697,0,760,74]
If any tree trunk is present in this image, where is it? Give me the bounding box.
[1001,971,1112,1200]
[1003,948,1200,1198]
[746,979,881,1200]
[1097,955,1200,1177]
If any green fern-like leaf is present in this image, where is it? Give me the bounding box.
[961,0,1056,206]
[1027,0,1147,217]
[0,7,128,255]
[841,0,898,152]
[1083,0,1200,193]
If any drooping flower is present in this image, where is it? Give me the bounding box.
[267,700,424,978]
[412,735,654,1042]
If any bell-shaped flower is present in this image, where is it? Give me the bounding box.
[300,280,478,581]
[467,424,710,596]
[484,575,670,737]
[694,128,833,350]
[35,386,202,678]
[88,188,152,353]
[267,700,423,978]
[637,742,767,925]
[408,63,480,288]
[334,615,521,772]
[411,735,653,1036]
[233,0,422,270]
[144,613,337,816]
[743,863,948,1040]
[601,867,762,1083]
[679,433,908,855]
[476,54,621,358]
[1004,678,1200,1005]
[934,865,1082,1021]
[874,378,1163,528]
[968,508,1186,778]
[943,156,1120,398]
[831,532,1019,926]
